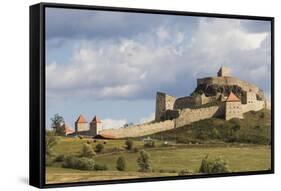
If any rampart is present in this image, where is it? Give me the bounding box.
[99,120,174,138]
[175,104,224,128]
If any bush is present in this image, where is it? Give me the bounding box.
[125,139,134,150]
[95,143,104,153]
[94,164,108,171]
[46,130,58,157]
[199,155,230,174]
[116,156,126,171]
[137,150,152,172]
[62,155,95,170]
[132,148,139,153]
[46,156,54,166]
[144,140,155,148]
[178,169,191,176]
[54,154,65,162]
[81,143,96,158]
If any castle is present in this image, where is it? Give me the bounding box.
[70,66,269,139]
[155,66,268,124]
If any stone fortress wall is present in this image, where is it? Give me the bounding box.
[175,104,224,128]
[99,120,174,138]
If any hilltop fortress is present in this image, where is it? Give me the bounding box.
[74,67,270,139]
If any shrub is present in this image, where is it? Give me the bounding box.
[125,139,134,150]
[86,140,91,144]
[94,164,108,171]
[62,155,95,170]
[199,155,230,174]
[132,148,139,153]
[144,140,155,148]
[46,130,58,157]
[95,143,104,153]
[178,169,191,176]
[116,156,126,171]
[81,143,96,158]
[54,154,65,162]
[137,150,152,172]
[46,156,54,166]
[78,135,83,139]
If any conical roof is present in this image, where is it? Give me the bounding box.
[226,92,240,102]
[91,115,102,123]
[75,114,87,123]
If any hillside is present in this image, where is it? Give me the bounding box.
[147,109,271,145]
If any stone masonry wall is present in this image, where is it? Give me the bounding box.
[241,100,265,113]
[175,105,223,128]
[99,120,174,138]
[155,92,176,121]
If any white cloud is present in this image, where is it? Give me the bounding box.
[139,113,155,124]
[101,118,127,129]
[46,18,270,101]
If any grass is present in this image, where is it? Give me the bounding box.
[150,109,271,144]
[94,145,270,172]
[46,167,175,184]
[47,138,271,184]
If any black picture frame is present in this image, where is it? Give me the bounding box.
[29,2,275,189]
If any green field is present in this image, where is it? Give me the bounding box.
[46,137,271,184]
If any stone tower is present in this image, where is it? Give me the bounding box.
[75,114,88,134]
[90,116,102,136]
[155,92,176,121]
[217,66,231,77]
[225,92,243,120]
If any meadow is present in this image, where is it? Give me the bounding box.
[46,136,271,184]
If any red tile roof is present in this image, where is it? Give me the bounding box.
[63,124,74,135]
[76,114,87,123]
[226,92,240,102]
[91,116,102,123]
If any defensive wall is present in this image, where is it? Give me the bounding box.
[175,104,224,128]
[99,120,174,138]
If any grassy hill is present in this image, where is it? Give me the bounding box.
[148,109,271,145]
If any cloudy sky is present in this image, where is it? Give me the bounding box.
[45,7,271,129]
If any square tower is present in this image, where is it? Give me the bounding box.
[217,66,231,77]
[90,116,102,136]
[75,114,89,134]
[225,92,243,120]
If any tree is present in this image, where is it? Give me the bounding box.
[95,143,104,153]
[46,130,58,157]
[116,156,126,171]
[137,150,152,172]
[125,139,134,150]
[81,143,96,158]
[50,114,65,135]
